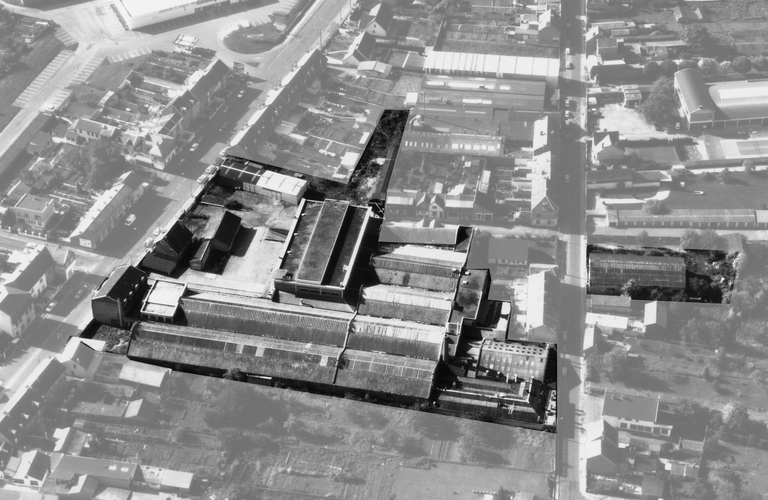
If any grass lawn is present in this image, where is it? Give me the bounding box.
[593,340,768,412]
[712,441,768,494]
[663,171,768,210]
[0,34,64,134]
[85,55,151,90]
[223,24,282,54]
[625,145,679,164]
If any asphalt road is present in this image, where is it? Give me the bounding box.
[556,0,589,498]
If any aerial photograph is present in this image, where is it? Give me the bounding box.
[0,0,767,496]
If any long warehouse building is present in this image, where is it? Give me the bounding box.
[115,0,246,30]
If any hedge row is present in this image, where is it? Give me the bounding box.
[623,137,695,146]
[683,157,768,169]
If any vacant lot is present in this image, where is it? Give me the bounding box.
[598,104,658,136]
[625,145,679,164]
[592,340,768,411]
[663,172,768,210]
[0,34,64,134]
[392,462,551,500]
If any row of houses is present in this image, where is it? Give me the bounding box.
[54,56,233,170]
[0,244,74,340]
[586,391,704,496]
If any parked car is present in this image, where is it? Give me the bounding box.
[74,286,87,300]
[675,122,681,130]
[190,142,199,152]
[564,110,573,118]
[566,62,574,69]
[45,302,57,313]
[125,214,136,226]
[565,174,570,183]
[693,191,705,195]
[237,90,245,98]
[564,99,570,109]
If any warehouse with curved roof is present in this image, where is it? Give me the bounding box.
[674,69,768,129]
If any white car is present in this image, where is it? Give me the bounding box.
[190,143,199,152]
[237,90,245,98]
[565,174,570,183]
[125,214,136,226]
[693,191,705,195]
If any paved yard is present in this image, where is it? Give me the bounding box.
[663,171,768,210]
[598,104,657,135]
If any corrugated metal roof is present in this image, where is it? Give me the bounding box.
[617,209,755,224]
[674,69,716,113]
[710,78,768,121]
[589,253,686,288]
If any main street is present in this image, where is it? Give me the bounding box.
[557,0,589,496]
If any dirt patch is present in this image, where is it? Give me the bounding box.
[598,103,658,136]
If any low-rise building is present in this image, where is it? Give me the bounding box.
[525,269,560,343]
[1,245,56,299]
[0,288,35,339]
[91,265,148,328]
[602,391,673,436]
[343,31,377,66]
[362,3,394,38]
[585,419,622,475]
[13,194,55,231]
[588,253,686,295]
[592,131,625,164]
[70,172,145,250]
[274,199,373,300]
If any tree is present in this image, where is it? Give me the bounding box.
[636,230,650,247]
[677,59,698,70]
[720,61,734,74]
[650,288,665,301]
[659,59,678,77]
[752,55,768,72]
[722,400,749,432]
[680,25,713,48]
[698,57,720,75]
[643,61,661,78]
[702,365,712,381]
[1,210,15,228]
[223,367,246,382]
[59,140,127,190]
[621,279,639,298]
[718,168,733,184]
[732,56,752,74]
[643,199,666,215]
[172,426,192,444]
[743,159,756,174]
[639,77,677,123]
[699,229,721,249]
[603,350,629,382]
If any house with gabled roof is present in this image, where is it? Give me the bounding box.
[56,337,104,379]
[525,269,561,343]
[0,287,35,339]
[4,450,51,487]
[602,391,673,437]
[343,31,377,66]
[530,175,558,227]
[585,419,623,474]
[141,222,194,275]
[592,130,624,164]
[1,245,56,299]
[92,265,148,328]
[363,3,395,38]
